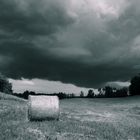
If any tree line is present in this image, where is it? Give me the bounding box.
[0,73,140,99]
[13,87,128,100]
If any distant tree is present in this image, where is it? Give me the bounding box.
[104,86,114,97]
[0,73,12,94]
[129,74,140,95]
[98,88,105,95]
[116,87,128,97]
[30,91,36,95]
[69,93,75,98]
[23,90,30,99]
[98,88,101,94]
[80,91,84,98]
[97,88,105,97]
[58,92,67,99]
[87,89,94,98]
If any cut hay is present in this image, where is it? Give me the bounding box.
[0,92,26,102]
[28,95,59,121]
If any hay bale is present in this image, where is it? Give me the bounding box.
[28,95,59,121]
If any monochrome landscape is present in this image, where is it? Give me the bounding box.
[1,0,140,139]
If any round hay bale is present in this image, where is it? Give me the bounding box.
[28,95,59,121]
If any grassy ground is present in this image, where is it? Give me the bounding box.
[0,92,140,140]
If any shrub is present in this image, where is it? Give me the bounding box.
[129,74,140,95]
[0,73,12,94]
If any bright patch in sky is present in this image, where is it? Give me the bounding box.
[20,78,35,85]
[94,1,119,17]
[9,78,91,95]
[9,78,130,95]
[69,0,128,18]
[106,81,130,88]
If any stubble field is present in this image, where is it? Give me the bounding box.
[0,92,140,140]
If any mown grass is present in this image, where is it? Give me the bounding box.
[0,93,140,140]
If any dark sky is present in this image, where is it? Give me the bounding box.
[0,0,140,90]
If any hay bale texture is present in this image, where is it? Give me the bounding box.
[28,95,59,121]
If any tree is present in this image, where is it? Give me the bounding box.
[87,89,94,98]
[80,91,84,98]
[129,74,140,95]
[0,73,12,94]
[116,87,128,97]
[58,92,67,99]
[22,90,36,99]
[104,86,114,97]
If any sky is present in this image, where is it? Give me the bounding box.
[0,0,139,93]
[9,78,92,95]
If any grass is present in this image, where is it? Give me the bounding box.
[0,92,140,140]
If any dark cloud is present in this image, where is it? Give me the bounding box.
[0,0,140,88]
[0,0,73,36]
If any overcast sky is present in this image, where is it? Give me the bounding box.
[0,0,139,93]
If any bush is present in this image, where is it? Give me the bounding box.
[0,73,13,94]
[87,89,94,98]
[129,74,140,95]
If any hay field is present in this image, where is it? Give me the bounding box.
[0,92,140,140]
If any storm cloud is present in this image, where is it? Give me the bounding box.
[0,0,140,88]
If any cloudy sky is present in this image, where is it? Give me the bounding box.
[0,0,139,93]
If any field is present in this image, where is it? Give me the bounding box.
[0,92,140,140]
